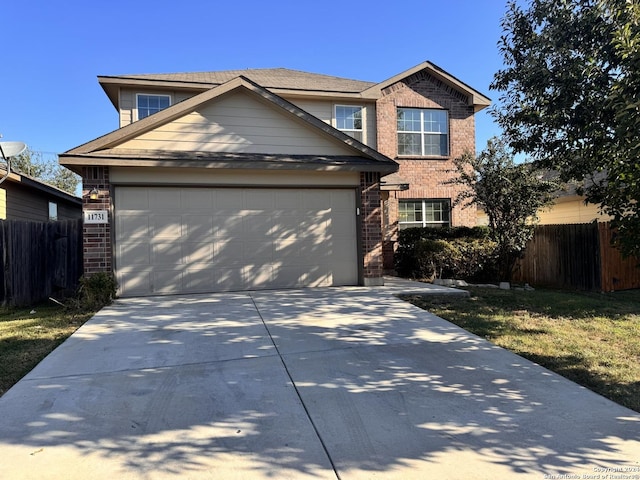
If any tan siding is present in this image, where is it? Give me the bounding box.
[110,167,359,186]
[0,189,5,219]
[290,99,377,148]
[477,197,611,226]
[174,92,192,103]
[538,198,611,224]
[115,91,356,155]
[119,89,134,127]
[290,99,333,123]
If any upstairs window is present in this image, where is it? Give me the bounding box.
[137,94,171,120]
[397,108,449,156]
[398,199,451,229]
[335,105,363,142]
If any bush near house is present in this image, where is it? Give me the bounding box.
[395,226,498,281]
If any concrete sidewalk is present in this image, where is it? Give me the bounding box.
[0,281,638,479]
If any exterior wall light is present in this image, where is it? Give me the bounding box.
[89,188,99,201]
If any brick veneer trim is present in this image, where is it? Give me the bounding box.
[81,166,113,276]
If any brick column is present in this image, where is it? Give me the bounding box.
[81,167,112,276]
[360,172,384,286]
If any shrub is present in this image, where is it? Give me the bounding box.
[75,272,118,311]
[395,227,498,281]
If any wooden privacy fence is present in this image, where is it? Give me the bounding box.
[0,219,83,306]
[512,222,640,292]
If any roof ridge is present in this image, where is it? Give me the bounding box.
[106,66,373,83]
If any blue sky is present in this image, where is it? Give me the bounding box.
[1,0,509,157]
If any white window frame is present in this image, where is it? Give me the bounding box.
[397,108,449,157]
[136,94,171,121]
[48,202,58,221]
[398,199,451,229]
[334,105,364,142]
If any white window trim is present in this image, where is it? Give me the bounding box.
[398,199,451,228]
[397,108,449,157]
[48,202,58,221]
[334,104,364,141]
[135,93,172,121]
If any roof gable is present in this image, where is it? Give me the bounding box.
[114,89,358,156]
[64,76,395,167]
[362,61,491,112]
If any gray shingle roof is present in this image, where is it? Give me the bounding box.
[110,68,375,93]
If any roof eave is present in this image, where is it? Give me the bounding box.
[59,153,398,175]
[0,169,81,204]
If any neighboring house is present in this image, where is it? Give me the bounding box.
[477,178,612,226]
[538,194,611,225]
[60,61,489,297]
[0,169,81,222]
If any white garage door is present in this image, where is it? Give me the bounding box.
[114,187,358,296]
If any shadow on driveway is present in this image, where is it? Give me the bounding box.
[0,287,638,479]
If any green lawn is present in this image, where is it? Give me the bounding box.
[0,305,95,396]
[402,288,640,413]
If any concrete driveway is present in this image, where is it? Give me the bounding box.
[0,279,639,479]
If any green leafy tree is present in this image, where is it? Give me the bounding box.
[8,148,80,196]
[492,0,640,258]
[448,138,557,281]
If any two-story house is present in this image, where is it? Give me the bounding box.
[60,61,489,296]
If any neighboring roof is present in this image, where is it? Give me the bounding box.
[98,61,491,111]
[61,76,398,175]
[0,168,81,205]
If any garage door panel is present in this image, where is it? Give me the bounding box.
[118,268,152,296]
[274,239,302,259]
[245,190,275,210]
[119,243,151,265]
[243,214,273,236]
[243,265,276,289]
[153,269,182,294]
[182,189,214,210]
[214,190,243,211]
[115,187,357,296]
[330,212,356,234]
[151,215,183,239]
[149,188,181,210]
[275,190,301,208]
[119,189,150,210]
[184,243,214,264]
[211,268,244,290]
[244,240,273,262]
[183,268,216,292]
[302,266,332,287]
[117,215,149,240]
[303,191,329,209]
[183,215,215,240]
[151,242,184,265]
[215,215,243,237]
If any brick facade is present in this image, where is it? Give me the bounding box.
[81,166,112,276]
[360,172,384,285]
[376,71,478,270]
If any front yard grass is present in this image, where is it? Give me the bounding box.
[0,305,95,396]
[402,288,640,413]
